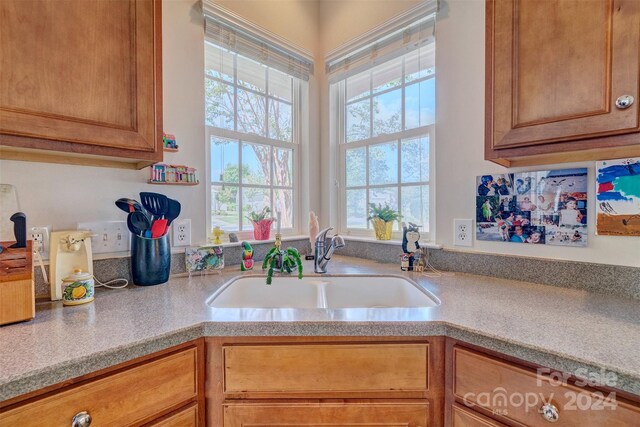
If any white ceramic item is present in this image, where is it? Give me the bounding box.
[61,269,95,306]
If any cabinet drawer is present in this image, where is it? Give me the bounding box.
[224,343,428,396]
[452,404,505,427]
[1,347,198,427]
[150,404,198,427]
[223,402,429,426]
[453,347,640,427]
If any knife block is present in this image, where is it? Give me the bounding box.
[0,240,35,325]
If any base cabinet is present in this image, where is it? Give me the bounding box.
[224,403,429,427]
[451,404,505,427]
[0,341,204,427]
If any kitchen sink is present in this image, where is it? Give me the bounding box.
[206,275,439,309]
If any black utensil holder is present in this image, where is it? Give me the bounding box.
[131,234,170,286]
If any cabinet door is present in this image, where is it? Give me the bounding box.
[489,0,640,149]
[223,403,429,427]
[0,0,161,163]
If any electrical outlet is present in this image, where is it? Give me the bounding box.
[77,221,130,254]
[30,226,51,258]
[454,219,473,247]
[172,219,191,247]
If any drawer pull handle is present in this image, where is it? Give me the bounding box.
[539,403,559,423]
[71,411,92,427]
[615,95,634,109]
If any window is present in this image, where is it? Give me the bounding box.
[206,42,300,234]
[336,46,435,237]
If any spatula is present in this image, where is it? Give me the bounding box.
[166,198,181,226]
[140,192,169,221]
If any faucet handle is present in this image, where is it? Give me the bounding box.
[315,227,333,243]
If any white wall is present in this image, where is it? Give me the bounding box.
[1,0,637,267]
[435,0,639,267]
[0,0,207,247]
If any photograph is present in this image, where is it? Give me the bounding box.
[476,174,515,196]
[476,196,500,223]
[476,168,589,246]
[546,226,588,247]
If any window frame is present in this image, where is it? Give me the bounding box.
[205,42,303,240]
[334,53,436,241]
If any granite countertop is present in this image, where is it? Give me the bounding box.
[1,256,639,401]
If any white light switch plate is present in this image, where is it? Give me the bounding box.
[78,221,130,254]
[454,219,473,247]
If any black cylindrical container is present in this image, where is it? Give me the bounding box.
[130,234,170,286]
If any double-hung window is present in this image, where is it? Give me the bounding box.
[333,43,435,239]
[202,5,312,237]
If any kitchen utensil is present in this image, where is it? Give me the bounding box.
[165,198,181,226]
[115,198,144,214]
[128,211,151,236]
[9,212,26,248]
[140,192,169,221]
[49,231,93,301]
[151,219,168,238]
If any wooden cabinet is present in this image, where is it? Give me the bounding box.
[485,0,640,166]
[447,344,640,427]
[150,404,199,427]
[0,0,163,169]
[0,341,204,427]
[207,337,444,427]
[223,402,429,427]
[451,404,506,427]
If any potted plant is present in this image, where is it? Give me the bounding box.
[368,203,400,240]
[247,207,274,240]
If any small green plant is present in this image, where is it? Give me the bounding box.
[367,203,400,223]
[262,247,303,285]
[246,206,272,223]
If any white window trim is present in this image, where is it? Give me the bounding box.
[205,60,304,241]
[332,77,436,243]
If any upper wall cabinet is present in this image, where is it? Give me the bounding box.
[485,0,640,167]
[0,0,162,169]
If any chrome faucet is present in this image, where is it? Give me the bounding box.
[314,227,346,274]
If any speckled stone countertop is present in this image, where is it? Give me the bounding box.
[1,256,639,401]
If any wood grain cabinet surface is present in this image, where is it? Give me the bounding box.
[223,402,430,427]
[451,346,640,427]
[486,0,640,166]
[0,0,163,169]
[0,342,204,427]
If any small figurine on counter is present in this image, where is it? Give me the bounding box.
[240,241,254,271]
[401,222,421,271]
[211,226,224,245]
[228,232,239,243]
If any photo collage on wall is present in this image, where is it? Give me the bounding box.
[476,168,588,247]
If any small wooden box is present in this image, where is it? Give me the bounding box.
[0,241,34,325]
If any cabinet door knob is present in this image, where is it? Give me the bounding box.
[615,95,634,109]
[539,403,559,422]
[71,411,92,427]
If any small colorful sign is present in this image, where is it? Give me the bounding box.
[475,168,588,247]
[186,245,224,273]
[596,158,640,236]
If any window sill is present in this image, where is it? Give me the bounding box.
[342,235,442,249]
[195,234,310,249]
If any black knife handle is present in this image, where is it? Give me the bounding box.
[9,212,27,249]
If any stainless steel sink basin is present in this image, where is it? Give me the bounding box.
[206,275,439,309]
